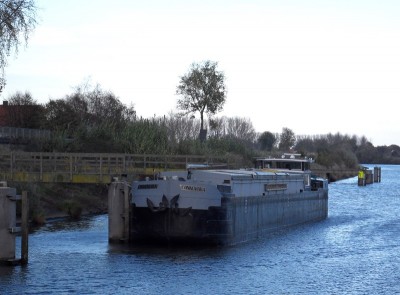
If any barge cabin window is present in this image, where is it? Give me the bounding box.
[255,159,310,171]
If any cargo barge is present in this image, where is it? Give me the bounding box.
[128,154,328,246]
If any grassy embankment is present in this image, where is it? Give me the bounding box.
[11,181,108,224]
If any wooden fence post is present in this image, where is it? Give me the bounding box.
[21,191,29,265]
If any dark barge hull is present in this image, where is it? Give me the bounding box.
[130,189,328,246]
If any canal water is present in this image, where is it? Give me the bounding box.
[1,165,399,294]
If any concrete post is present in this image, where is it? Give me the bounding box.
[0,186,17,262]
[108,181,127,243]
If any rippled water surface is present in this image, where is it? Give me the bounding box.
[1,165,400,294]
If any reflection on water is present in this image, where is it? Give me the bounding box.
[30,216,97,234]
[1,165,400,294]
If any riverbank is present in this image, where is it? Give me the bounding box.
[9,182,108,224]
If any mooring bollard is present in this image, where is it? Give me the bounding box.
[358,167,381,186]
[21,191,29,265]
[365,169,373,184]
[374,167,381,183]
[0,184,29,266]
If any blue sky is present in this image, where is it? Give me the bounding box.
[2,0,400,146]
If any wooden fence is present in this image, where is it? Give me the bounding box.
[0,152,359,184]
[0,152,229,184]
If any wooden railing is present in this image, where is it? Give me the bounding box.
[0,152,229,184]
[0,152,359,184]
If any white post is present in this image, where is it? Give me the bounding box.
[108,181,125,242]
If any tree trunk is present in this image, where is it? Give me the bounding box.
[199,111,206,142]
[199,129,207,142]
[200,111,204,131]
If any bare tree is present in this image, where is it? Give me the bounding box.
[209,116,227,138]
[43,83,136,133]
[163,113,200,143]
[0,0,37,92]
[5,91,43,128]
[225,117,256,142]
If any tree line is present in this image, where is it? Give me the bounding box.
[2,83,400,167]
